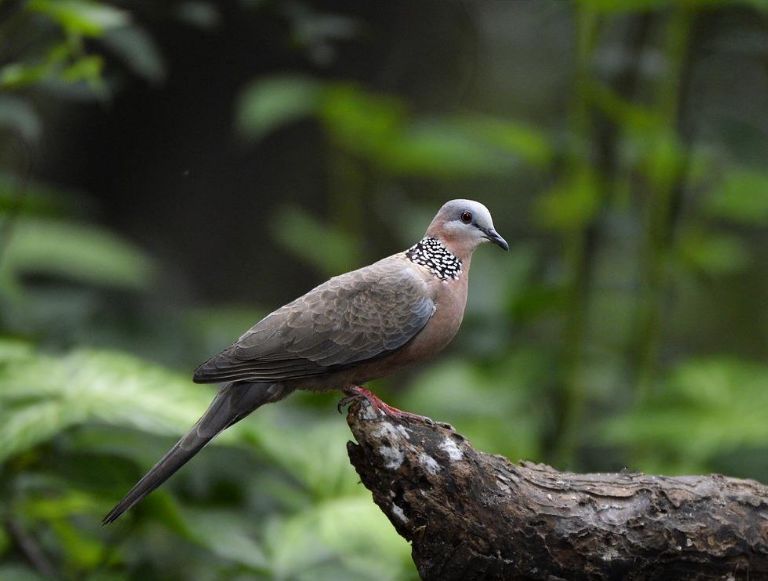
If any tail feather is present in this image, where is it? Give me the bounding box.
[102,382,288,524]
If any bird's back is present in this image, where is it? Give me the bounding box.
[193,253,437,387]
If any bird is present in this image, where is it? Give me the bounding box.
[102,199,508,524]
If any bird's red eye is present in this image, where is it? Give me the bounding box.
[460,211,472,224]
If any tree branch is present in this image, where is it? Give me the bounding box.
[344,399,768,580]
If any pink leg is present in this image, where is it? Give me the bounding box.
[339,385,429,421]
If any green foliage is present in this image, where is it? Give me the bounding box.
[0,0,129,93]
[28,0,129,37]
[237,77,552,178]
[705,169,768,225]
[0,344,215,462]
[535,169,601,231]
[237,76,322,140]
[0,341,410,578]
[1,218,153,294]
[271,205,361,275]
[677,228,750,275]
[602,358,768,473]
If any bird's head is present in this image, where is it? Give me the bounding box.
[425,199,508,258]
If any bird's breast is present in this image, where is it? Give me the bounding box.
[395,275,469,365]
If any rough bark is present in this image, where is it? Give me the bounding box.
[344,399,768,581]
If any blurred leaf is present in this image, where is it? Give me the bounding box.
[237,76,322,140]
[186,305,266,362]
[0,41,104,92]
[1,218,153,292]
[534,170,601,230]
[257,415,360,499]
[401,353,547,459]
[263,496,411,581]
[677,228,750,275]
[641,130,685,191]
[51,517,104,570]
[377,118,516,178]
[239,78,550,177]
[29,0,130,37]
[320,84,403,156]
[61,55,104,85]
[0,566,44,581]
[589,82,661,133]
[577,0,669,10]
[271,205,360,275]
[0,338,33,360]
[459,115,552,167]
[0,63,48,90]
[705,169,768,225]
[0,96,42,142]
[0,173,87,217]
[101,26,165,83]
[175,2,222,28]
[0,345,221,462]
[184,508,268,569]
[602,358,768,471]
[322,87,542,177]
[577,0,766,11]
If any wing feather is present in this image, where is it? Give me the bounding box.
[193,257,435,384]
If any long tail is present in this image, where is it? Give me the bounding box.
[102,382,289,524]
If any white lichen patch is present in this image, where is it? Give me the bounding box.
[438,437,464,461]
[391,504,408,523]
[378,445,405,470]
[373,421,411,441]
[418,452,441,475]
[360,403,380,420]
[394,424,411,439]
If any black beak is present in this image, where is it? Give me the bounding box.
[482,227,509,251]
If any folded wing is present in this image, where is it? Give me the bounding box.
[193,259,435,384]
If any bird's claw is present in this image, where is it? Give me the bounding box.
[337,395,358,414]
[339,385,433,423]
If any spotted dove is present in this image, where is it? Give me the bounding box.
[103,199,507,523]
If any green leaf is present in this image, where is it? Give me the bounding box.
[0,96,42,142]
[0,62,51,90]
[534,170,601,230]
[0,347,219,463]
[61,55,104,84]
[29,0,130,37]
[0,173,83,218]
[705,169,768,225]
[256,415,361,499]
[1,218,153,292]
[183,509,268,570]
[577,0,763,11]
[262,496,412,581]
[601,358,768,471]
[271,206,360,275]
[0,566,44,581]
[100,26,165,83]
[320,84,403,157]
[237,76,322,140]
[402,354,547,459]
[677,229,750,275]
[377,119,516,178]
[456,115,552,167]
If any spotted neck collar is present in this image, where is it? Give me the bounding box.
[405,237,462,281]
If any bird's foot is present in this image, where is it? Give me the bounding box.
[339,385,433,424]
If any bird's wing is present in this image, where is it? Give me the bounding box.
[193,258,435,384]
